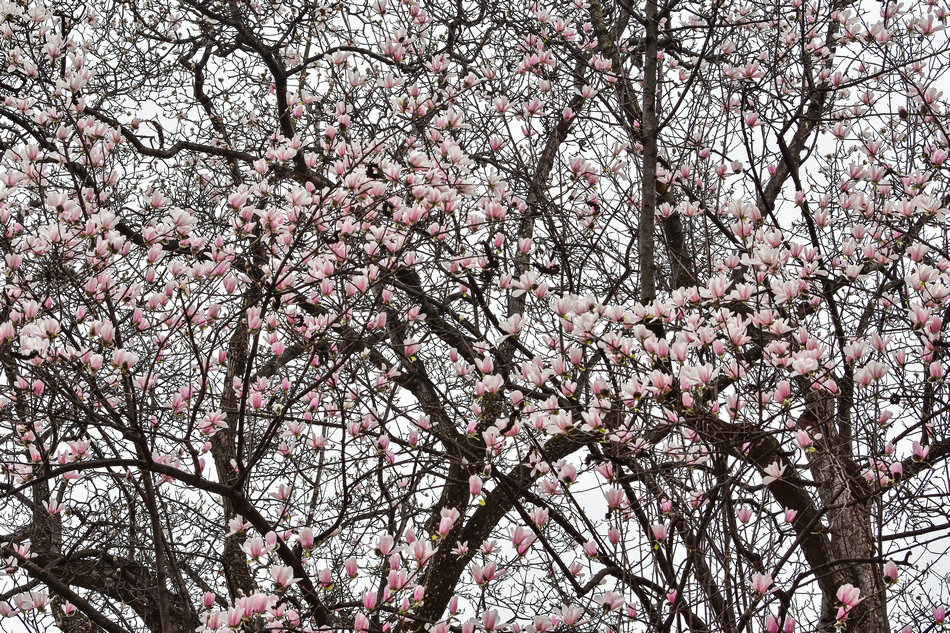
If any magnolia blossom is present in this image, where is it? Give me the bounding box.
[112,348,139,370]
[736,505,753,524]
[883,560,898,584]
[750,572,773,594]
[270,565,299,588]
[482,609,501,631]
[469,475,483,497]
[198,410,227,436]
[376,533,395,556]
[241,537,266,559]
[594,591,623,613]
[437,507,460,537]
[650,523,668,541]
[836,583,863,609]
[509,526,536,556]
[554,604,583,626]
[762,461,786,484]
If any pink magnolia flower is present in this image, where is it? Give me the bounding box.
[471,561,501,586]
[594,591,623,613]
[836,583,863,609]
[387,568,407,590]
[750,572,773,595]
[298,527,314,550]
[226,515,248,536]
[410,539,434,566]
[225,607,243,627]
[198,410,227,436]
[604,487,624,510]
[241,536,266,560]
[795,430,813,451]
[510,526,536,556]
[774,380,792,403]
[469,475,483,497]
[736,505,753,524]
[935,606,946,624]
[438,507,460,537]
[762,461,786,484]
[883,560,898,584]
[112,348,139,371]
[482,609,501,631]
[376,533,395,555]
[555,604,582,626]
[29,591,49,611]
[270,565,299,588]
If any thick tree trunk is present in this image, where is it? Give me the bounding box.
[639,0,659,304]
[802,403,889,633]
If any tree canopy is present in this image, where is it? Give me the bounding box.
[0,1,949,632]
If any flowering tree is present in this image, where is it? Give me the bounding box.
[1,0,949,632]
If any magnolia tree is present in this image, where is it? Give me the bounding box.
[0,0,949,632]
